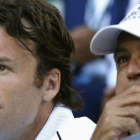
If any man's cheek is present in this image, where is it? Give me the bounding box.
[116,74,128,95]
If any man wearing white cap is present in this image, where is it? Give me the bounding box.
[91,4,140,140]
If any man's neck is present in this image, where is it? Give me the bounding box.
[24,102,54,140]
[7,102,54,140]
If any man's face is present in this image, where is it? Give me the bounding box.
[115,32,140,95]
[0,28,45,137]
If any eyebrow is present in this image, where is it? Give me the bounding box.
[0,57,14,63]
[114,47,128,59]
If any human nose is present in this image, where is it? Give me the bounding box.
[126,58,140,79]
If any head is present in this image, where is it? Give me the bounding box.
[0,0,81,139]
[114,32,140,95]
[90,4,140,95]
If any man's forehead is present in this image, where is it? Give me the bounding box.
[0,20,36,54]
[117,31,140,43]
[115,31,140,54]
[0,27,36,59]
[117,32,133,42]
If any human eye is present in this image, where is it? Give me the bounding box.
[115,55,129,66]
[0,65,10,73]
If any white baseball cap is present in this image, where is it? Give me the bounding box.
[90,4,140,55]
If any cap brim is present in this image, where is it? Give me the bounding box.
[90,21,140,55]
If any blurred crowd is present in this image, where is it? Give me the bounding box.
[44,0,140,123]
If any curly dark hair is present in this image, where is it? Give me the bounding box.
[0,0,82,110]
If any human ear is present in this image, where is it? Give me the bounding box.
[42,68,61,102]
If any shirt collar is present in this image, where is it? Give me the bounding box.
[35,104,74,140]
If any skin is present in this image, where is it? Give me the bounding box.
[91,32,140,140]
[0,28,61,140]
[70,25,98,65]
